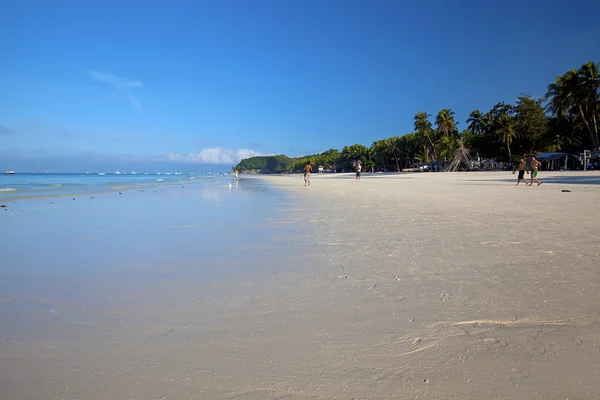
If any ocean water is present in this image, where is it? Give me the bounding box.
[0,172,226,202]
[0,174,303,342]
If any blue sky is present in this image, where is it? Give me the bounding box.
[1,0,599,172]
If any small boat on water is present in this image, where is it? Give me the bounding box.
[98,172,106,175]
[4,171,15,175]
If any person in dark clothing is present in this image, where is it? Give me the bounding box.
[514,158,528,186]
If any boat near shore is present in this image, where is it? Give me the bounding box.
[4,171,15,175]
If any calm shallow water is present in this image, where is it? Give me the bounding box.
[0,172,225,201]
[0,177,302,342]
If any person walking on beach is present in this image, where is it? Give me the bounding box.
[355,161,362,182]
[304,162,312,186]
[514,158,528,186]
[529,156,542,186]
[234,170,239,181]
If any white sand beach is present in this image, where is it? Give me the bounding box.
[247,171,600,399]
[1,171,600,399]
[245,171,600,399]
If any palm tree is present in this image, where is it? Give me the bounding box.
[546,62,600,150]
[579,61,600,149]
[481,111,495,135]
[437,135,458,161]
[467,110,484,134]
[414,111,436,161]
[435,108,456,136]
[387,137,401,172]
[414,111,432,132]
[496,113,517,159]
[399,133,419,166]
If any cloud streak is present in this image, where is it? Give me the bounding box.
[166,147,264,164]
[88,70,144,112]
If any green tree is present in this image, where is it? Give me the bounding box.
[341,144,370,170]
[514,95,549,154]
[437,135,458,161]
[387,136,402,171]
[399,133,419,167]
[467,110,484,134]
[414,111,437,161]
[479,102,517,160]
[546,62,600,150]
[234,155,294,173]
[496,113,517,160]
[370,139,390,171]
[435,108,457,137]
[579,62,600,150]
[546,116,582,152]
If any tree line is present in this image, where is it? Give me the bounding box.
[235,61,599,173]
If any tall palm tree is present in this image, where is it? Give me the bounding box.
[483,111,495,134]
[414,111,436,161]
[496,113,517,159]
[467,110,484,134]
[414,111,432,132]
[435,108,456,136]
[387,137,401,172]
[579,61,600,149]
[546,62,600,150]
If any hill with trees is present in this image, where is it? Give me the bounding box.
[234,61,599,174]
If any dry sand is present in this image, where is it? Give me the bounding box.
[2,171,600,399]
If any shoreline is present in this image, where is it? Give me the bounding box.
[0,175,231,205]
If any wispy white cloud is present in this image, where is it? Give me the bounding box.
[0,125,15,135]
[126,94,143,112]
[166,147,264,164]
[88,70,144,112]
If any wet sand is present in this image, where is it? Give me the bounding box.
[2,171,600,399]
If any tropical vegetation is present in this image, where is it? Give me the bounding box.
[234,61,599,173]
